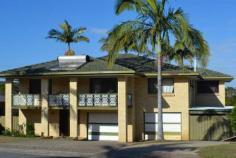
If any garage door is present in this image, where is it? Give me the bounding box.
[144,112,182,140]
[88,113,118,141]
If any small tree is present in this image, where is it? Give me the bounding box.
[48,20,89,56]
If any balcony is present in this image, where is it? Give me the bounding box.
[48,94,69,107]
[78,94,118,107]
[13,94,41,107]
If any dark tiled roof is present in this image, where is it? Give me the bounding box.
[0,54,233,80]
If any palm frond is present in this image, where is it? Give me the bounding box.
[47,20,89,54]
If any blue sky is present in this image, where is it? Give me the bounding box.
[0,0,236,86]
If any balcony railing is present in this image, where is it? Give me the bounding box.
[79,94,118,107]
[13,94,40,107]
[49,94,69,107]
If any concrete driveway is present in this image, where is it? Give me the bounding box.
[0,137,228,158]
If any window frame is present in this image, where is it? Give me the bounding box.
[197,80,219,94]
[147,78,174,94]
[89,78,118,94]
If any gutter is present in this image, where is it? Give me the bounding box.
[0,70,136,78]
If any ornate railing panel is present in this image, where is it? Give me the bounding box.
[49,94,69,107]
[78,94,118,107]
[13,94,40,106]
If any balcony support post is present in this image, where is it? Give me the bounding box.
[41,78,49,137]
[5,78,13,131]
[118,77,127,142]
[69,78,78,138]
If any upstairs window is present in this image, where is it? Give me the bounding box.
[90,78,117,93]
[197,81,219,94]
[29,79,41,94]
[148,78,174,94]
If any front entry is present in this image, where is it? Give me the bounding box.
[144,112,182,140]
[59,109,69,136]
[88,112,118,141]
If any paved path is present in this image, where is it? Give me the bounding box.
[0,137,228,158]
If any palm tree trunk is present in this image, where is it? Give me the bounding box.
[157,37,164,141]
[181,56,184,68]
[68,43,71,51]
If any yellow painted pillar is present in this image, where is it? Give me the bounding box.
[175,78,190,140]
[49,110,60,137]
[5,78,13,131]
[69,78,78,138]
[79,111,87,140]
[127,78,135,142]
[118,77,127,142]
[18,109,26,134]
[41,78,49,137]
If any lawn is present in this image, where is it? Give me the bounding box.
[0,136,32,143]
[199,143,236,158]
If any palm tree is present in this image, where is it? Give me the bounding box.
[101,0,209,141]
[48,20,89,56]
[171,26,210,69]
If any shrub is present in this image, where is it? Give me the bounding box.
[26,123,35,137]
[1,123,36,137]
[230,106,236,133]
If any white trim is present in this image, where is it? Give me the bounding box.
[88,135,118,141]
[189,106,233,111]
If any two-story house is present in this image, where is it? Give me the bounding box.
[0,54,233,142]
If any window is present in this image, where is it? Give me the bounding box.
[162,79,174,93]
[90,78,117,93]
[197,81,219,94]
[148,78,174,94]
[29,79,41,94]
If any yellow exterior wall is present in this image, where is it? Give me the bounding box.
[79,110,87,140]
[77,78,90,94]
[19,78,29,93]
[127,77,135,142]
[134,77,190,140]
[118,77,127,142]
[41,78,49,137]
[5,79,13,131]
[18,109,41,135]
[69,78,78,138]
[195,81,225,107]
[49,109,59,137]
[14,76,227,141]
[52,78,69,94]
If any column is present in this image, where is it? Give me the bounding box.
[18,109,26,134]
[41,78,49,137]
[69,78,78,138]
[5,78,13,131]
[118,77,127,142]
[79,111,87,140]
[127,78,135,142]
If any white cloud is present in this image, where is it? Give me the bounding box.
[89,28,108,36]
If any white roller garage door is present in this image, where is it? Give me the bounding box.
[144,112,182,140]
[88,113,118,141]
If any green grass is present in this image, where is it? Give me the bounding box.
[199,143,236,158]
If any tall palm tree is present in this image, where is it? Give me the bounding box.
[101,0,208,141]
[48,20,89,56]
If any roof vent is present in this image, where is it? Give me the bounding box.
[58,55,89,70]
